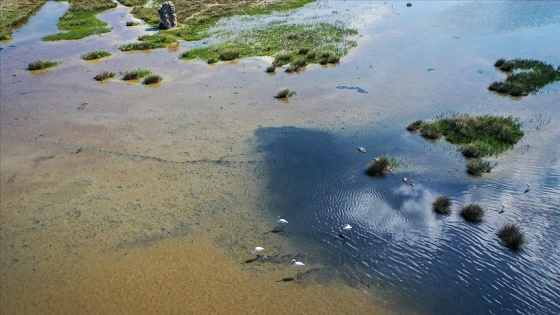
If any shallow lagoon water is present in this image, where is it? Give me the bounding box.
[1,1,560,314]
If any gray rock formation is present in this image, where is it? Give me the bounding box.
[158,1,178,29]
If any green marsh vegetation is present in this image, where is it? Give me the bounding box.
[28,60,58,71]
[94,71,115,81]
[126,21,139,27]
[42,0,117,41]
[117,0,148,7]
[460,204,484,223]
[366,156,399,177]
[0,0,47,40]
[81,50,111,60]
[131,0,314,40]
[121,69,152,80]
[408,114,524,176]
[276,88,296,99]
[143,74,162,85]
[489,58,560,97]
[432,196,452,215]
[180,22,355,69]
[119,33,177,51]
[497,223,524,252]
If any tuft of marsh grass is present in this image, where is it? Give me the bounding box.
[218,49,240,61]
[126,21,138,27]
[28,60,58,71]
[81,50,111,60]
[497,223,524,251]
[366,156,395,177]
[276,88,296,99]
[266,65,276,73]
[489,58,560,97]
[466,159,492,176]
[432,196,452,215]
[420,124,442,140]
[406,120,423,132]
[94,71,115,81]
[119,34,177,51]
[143,74,162,85]
[121,69,152,80]
[460,204,484,223]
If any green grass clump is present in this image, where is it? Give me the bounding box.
[286,58,307,72]
[119,34,177,51]
[366,156,396,177]
[276,88,296,99]
[489,58,560,97]
[42,0,117,41]
[497,223,524,251]
[266,65,276,73]
[406,120,423,132]
[118,0,147,7]
[81,50,111,60]
[143,75,162,85]
[94,71,115,81]
[218,49,240,61]
[28,60,58,70]
[432,196,452,215]
[460,204,484,223]
[466,159,492,176]
[1,0,47,41]
[179,22,355,70]
[121,69,151,80]
[126,21,139,27]
[420,123,442,140]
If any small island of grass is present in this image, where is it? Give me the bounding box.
[28,60,58,71]
[497,222,524,252]
[94,71,115,81]
[121,69,152,80]
[489,58,560,97]
[81,50,111,60]
[408,114,524,176]
[432,196,452,215]
[460,204,484,223]
[119,34,177,51]
[366,156,399,177]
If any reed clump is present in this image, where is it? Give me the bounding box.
[460,204,484,223]
[28,60,58,70]
[366,156,398,177]
[432,196,452,215]
[276,88,296,99]
[81,50,111,60]
[94,71,115,81]
[143,74,162,85]
[121,69,151,80]
[489,58,560,97]
[497,223,524,251]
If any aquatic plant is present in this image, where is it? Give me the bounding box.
[81,50,111,60]
[42,0,117,41]
[432,196,452,215]
[286,58,307,72]
[366,156,396,177]
[266,65,276,73]
[276,88,296,99]
[119,34,176,51]
[460,204,484,223]
[419,124,442,140]
[126,21,138,27]
[94,71,115,81]
[218,49,241,61]
[466,159,492,176]
[207,57,218,64]
[406,120,423,132]
[119,42,159,51]
[406,3,413,7]
[28,60,58,71]
[0,0,46,40]
[143,75,162,85]
[489,58,560,97]
[121,69,151,80]
[273,54,293,67]
[497,223,524,251]
[118,0,147,7]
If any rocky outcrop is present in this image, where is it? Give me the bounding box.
[158,1,178,29]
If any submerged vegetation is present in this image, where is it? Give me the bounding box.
[460,204,484,223]
[94,71,115,81]
[409,114,524,176]
[42,0,117,41]
[432,196,452,215]
[28,60,58,70]
[179,22,356,69]
[489,58,560,97]
[497,223,525,251]
[81,50,111,60]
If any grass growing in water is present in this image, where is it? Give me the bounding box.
[406,120,423,132]
[497,223,524,252]
[42,0,117,41]
[276,88,296,99]
[0,0,47,40]
[119,34,177,51]
[28,60,58,70]
[180,22,356,69]
[366,156,398,177]
[94,71,115,81]
[121,69,152,80]
[143,75,162,85]
[466,159,492,176]
[432,196,452,215]
[117,0,147,6]
[81,50,111,60]
[488,58,560,97]
[460,204,484,223]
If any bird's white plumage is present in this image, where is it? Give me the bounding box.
[276,215,288,225]
[252,247,264,254]
[343,224,352,231]
[292,259,304,267]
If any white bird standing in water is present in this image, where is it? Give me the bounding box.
[343,224,352,233]
[524,183,531,193]
[499,203,506,214]
[252,247,264,256]
[276,215,288,230]
[292,259,305,275]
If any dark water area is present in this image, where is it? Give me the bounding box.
[256,126,559,314]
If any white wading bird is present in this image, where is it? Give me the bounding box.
[276,215,288,230]
[291,259,305,275]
